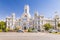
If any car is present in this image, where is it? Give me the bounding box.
[48,29,57,33]
[17,30,24,33]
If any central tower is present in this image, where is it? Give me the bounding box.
[24,5,31,18]
[21,5,31,30]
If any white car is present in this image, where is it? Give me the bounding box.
[48,29,57,33]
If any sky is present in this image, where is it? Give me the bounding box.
[0,0,60,20]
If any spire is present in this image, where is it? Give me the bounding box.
[34,11,38,16]
[11,13,15,19]
[24,5,29,13]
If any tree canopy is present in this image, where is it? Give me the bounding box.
[44,23,52,31]
[0,21,6,31]
[58,23,60,27]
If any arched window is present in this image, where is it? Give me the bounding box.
[25,9,27,13]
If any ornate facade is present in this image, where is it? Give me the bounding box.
[6,5,60,31]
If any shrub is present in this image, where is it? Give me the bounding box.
[44,23,52,31]
[14,27,20,30]
[58,23,60,27]
[5,28,9,32]
[0,29,2,32]
[28,29,32,32]
[32,28,35,30]
[28,28,32,32]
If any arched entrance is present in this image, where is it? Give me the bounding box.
[24,26,26,30]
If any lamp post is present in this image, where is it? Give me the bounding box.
[55,18,57,30]
[54,16,59,30]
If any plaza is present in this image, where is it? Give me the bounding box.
[0,32,60,40]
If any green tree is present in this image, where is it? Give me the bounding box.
[28,29,32,32]
[58,23,60,27]
[5,28,9,32]
[28,28,32,32]
[0,21,6,31]
[0,29,3,32]
[44,23,52,31]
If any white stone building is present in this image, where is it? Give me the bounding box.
[6,5,60,31]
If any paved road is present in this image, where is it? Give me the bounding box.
[0,32,60,40]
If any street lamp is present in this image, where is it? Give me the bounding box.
[54,15,59,30]
[55,18,57,30]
